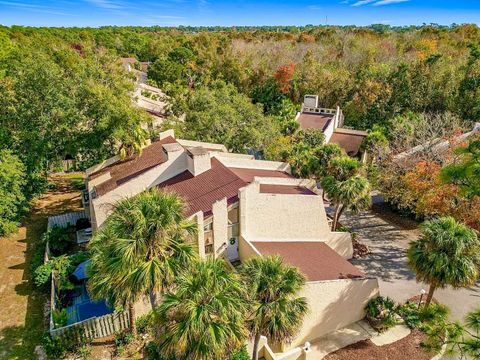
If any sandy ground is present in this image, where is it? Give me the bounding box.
[0,174,82,359]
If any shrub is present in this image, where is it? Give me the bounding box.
[115,329,135,347]
[77,344,91,360]
[136,311,153,335]
[42,330,90,359]
[34,263,54,289]
[231,346,250,360]
[397,302,449,330]
[70,176,85,191]
[43,226,73,256]
[34,255,75,291]
[52,308,68,328]
[145,342,176,360]
[397,302,421,329]
[365,296,398,332]
[42,333,67,359]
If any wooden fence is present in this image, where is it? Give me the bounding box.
[47,210,88,230]
[50,310,130,340]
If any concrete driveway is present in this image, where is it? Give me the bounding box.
[339,201,480,322]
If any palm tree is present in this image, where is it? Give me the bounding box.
[322,174,371,231]
[153,258,248,360]
[238,256,308,360]
[408,216,480,306]
[88,189,197,331]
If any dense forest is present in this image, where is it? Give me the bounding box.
[1,24,480,234]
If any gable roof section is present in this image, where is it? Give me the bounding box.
[90,136,176,196]
[297,112,333,131]
[251,241,364,282]
[159,158,247,216]
[159,158,300,217]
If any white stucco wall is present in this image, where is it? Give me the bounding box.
[324,232,353,259]
[238,236,261,262]
[239,182,331,241]
[91,149,189,229]
[212,199,228,258]
[287,278,379,350]
[323,118,335,143]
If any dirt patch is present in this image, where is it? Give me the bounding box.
[0,174,82,359]
[323,330,432,360]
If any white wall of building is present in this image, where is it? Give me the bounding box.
[90,149,188,229]
[287,278,379,350]
[239,182,331,242]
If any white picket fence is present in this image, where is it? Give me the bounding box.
[47,210,88,230]
[50,310,130,340]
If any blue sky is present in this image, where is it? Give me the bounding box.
[1,0,480,27]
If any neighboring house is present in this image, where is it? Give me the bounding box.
[296,95,368,160]
[120,57,166,129]
[133,82,168,130]
[120,57,150,82]
[84,130,378,356]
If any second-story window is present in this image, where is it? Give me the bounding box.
[204,221,214,255]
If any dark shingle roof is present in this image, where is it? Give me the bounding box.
[329,129,367,157]
[297,112,333,131]
[159,158,297,217]
[251,241,364,282]
[90,136,176,196]
[159,158,247,216]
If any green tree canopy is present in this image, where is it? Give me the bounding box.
[88,189,197,331]
[153,258,248,360]
[239,255,308,360]
[441,139,480,198]
[408,217,480,306]
[0,150,26,235]
[172,80,278,153]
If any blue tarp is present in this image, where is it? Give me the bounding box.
[72,260,91,280]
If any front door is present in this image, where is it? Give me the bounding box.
[227,237,239,261]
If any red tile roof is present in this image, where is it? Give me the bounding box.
[159,158,295,217]
[251,241,364,282]
[90,136,176,196]
[297,112,333,131]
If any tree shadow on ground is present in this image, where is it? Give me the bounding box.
[0,175,82,360]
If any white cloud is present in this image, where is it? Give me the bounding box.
[372,0,409,5]
[351,0,376,6]
[86,0,125,9]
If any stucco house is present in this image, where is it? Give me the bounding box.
[84,129,378,358]
[296,95,368,160]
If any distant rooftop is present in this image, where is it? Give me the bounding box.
[297,112,333,131]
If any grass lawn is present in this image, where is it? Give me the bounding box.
[0,174,83,359]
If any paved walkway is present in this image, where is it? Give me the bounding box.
[307,321,375,359]
[340,199,480,321]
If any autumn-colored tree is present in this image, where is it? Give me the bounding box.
[274,63,296,94]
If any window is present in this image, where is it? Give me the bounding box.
[205,244,214,255]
